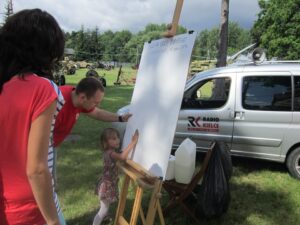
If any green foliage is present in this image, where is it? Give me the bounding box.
[64,23,187,63]
[65,22,252,63]
[251,0,300,59]
[193,22,252,60]
[110,30,132,62]
[74,26,88,60]
[194,28,219,60]
[99,30,115,61]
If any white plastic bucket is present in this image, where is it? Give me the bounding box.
[174,138,196,184]
[165,155,176,180]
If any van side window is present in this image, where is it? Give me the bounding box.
[182,77,231,109]
[294,76,300,111]
[242,76,291,111]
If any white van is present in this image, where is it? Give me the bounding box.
[113,62,300,179]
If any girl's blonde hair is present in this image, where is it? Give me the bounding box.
[100,128,120,150]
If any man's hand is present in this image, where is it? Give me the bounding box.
[120,113,132,122]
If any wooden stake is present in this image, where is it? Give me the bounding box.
[163,0,184,38]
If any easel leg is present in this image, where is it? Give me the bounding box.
[157,201,165,225]
[145,180,165,225]
[130,186,144,225]
[114,176,130,225]
[139,207,146,225]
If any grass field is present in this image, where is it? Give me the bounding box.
[57,68,300,225]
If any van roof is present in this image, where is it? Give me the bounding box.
[187,62,300,86]
[197,62,300,76]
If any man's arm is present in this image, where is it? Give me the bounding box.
[86,108,131,122]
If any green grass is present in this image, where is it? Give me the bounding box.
[57,68,300,225]
[65,67,136,86]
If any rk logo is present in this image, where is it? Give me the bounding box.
[188,116,201,127]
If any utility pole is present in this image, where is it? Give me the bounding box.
[216,0,229,67]
[212,0,229,100]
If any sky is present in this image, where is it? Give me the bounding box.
[0,0,260,33]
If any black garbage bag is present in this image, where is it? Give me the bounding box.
[196,141,232,218]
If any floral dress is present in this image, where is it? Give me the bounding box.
[96,149,119,203]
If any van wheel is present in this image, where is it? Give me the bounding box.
[286,147,300,179]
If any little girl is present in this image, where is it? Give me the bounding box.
[93,128,139,225]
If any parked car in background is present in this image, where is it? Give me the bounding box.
[60,59,76,75]
[112,60,300,179]
[94,61,115,70]
[76,60,92,69]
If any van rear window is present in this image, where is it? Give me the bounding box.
[242,76,291,111]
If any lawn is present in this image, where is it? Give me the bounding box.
[57,67,300,225]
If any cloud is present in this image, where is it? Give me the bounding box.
[0,0,259,32]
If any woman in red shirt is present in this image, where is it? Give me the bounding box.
[0,9,65,225]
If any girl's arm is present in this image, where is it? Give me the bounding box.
[27,101,61,225]
[111,129,139,161]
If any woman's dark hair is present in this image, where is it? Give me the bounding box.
[76,77,104,99]
[0,8,65,92]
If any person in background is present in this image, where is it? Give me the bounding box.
[0,9,65,225]
[53,77,131,148]
[52,77,131,186]
[93,128,139,225]
[51,77,132,224]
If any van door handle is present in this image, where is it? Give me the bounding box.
[235,111,245,120]
[229,110,235,118]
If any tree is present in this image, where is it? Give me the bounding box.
[227,22,252,56]
[194,22,251,61]
[194,28,219,60]
[99,30,115,62]
[124,23,187,64]
[64,23,187,63]
[251,0,300,60]
[65,31,78,49]
[4,0,13,22]
[87,27,100,61]
[111,30,132,62]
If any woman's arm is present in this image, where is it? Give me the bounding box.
[27,100,60,225]
[111,129,139,161]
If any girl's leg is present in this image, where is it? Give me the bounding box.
[93,200,110,225]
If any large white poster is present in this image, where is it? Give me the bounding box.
[123,32,196,179]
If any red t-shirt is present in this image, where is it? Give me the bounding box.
[0,74,58,225]
[53,86,93,147]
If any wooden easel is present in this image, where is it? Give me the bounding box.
[114,1,184,224]
[163,0,184,38]
[114,160,165,225]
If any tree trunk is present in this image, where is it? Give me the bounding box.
[216,0,229,68]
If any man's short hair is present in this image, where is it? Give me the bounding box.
[75,77,104,98]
